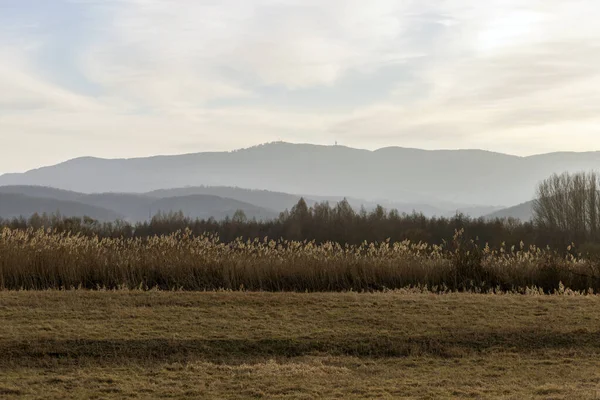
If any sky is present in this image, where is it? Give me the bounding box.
[1,0,599,173]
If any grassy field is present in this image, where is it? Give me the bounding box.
[1,291,600,399]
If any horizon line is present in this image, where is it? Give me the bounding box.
[2,141,600,175]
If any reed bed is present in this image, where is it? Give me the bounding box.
[1,227,599,292]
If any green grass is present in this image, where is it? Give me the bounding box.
[1,291,600,399]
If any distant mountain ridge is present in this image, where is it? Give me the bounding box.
[485,201,535,221]
[146,186,319,212]
[0,185,501,223]
[0,186,277,222]
[2,143,599,207]
[0,193,122,222]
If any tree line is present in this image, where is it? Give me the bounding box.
[1,171,598,253]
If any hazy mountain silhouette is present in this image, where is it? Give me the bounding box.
[0,185,82,202]
[146,186,318,212]
[144,186,494,217]
[81,192,277,222]
[486,201,534,221]
[0,186,276,222]
[445,205,504,218]
[150,195,277,221]
[3,143,599,207]
[81,193,157,222]
[0,193,122,221]
[0,184,501,222]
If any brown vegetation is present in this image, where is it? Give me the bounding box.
[1,291,599,399]
[1,227,599,292]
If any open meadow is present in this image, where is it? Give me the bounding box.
[1,291,600,399]
[2,227,600,398]
[4,0,600,397]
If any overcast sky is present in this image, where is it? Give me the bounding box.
[1,0,599,173]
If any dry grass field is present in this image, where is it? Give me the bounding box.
[3,228,600,292]
[1,291,600,399]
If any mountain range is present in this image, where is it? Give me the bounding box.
[0,186,279,222]
[0,185,502,223]
[2,142,599,222]
[486,201,535,221]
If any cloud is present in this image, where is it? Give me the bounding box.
[78,0,418,91]
[1,0,600,173]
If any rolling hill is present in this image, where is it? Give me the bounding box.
[149,195,277,221]
[0,193,122,222]
[0,185,82,202]
[146,186,317,213]
[145,187,498,217]
[0,186,278,222]
[81,193,157,222]
[0,184,504,222]
[2,143,600,207]
[486,201,535,221]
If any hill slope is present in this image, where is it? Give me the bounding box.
[486,201,534,221]
[81,193,157,222]
[0,185,82,202]
[2,143,599,206]
[0,193,122,221]
[149,195,277,221]
[146,186,316,213]
[0,186,279,222]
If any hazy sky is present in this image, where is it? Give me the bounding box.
[1,0,599,173]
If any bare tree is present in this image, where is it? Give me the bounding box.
[533,171,600,241]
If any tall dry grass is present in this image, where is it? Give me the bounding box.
[1,227,599,292]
